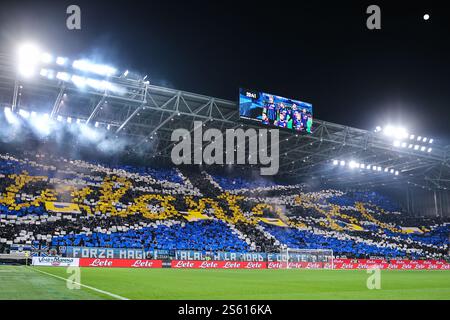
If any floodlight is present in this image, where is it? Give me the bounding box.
[340,160,345,166]
[427,148,432,153]
[396,127,408,139]
[390,169,394,174]
[393,141,400,147]
[67,117,72,124]
[107,124,111,130]
[349,161,356,169]
[384,168,389,172]
[56,72,70,81]
[31,111,37,117]
[17,43,41,78]
[420,146,426,152]
[429,139,433,144]
[360,164,365,169]
[57,115,63,122]
[417,136,422,141]
[333,160,338,165]
[383,125,393,136]
[56,57,67,66]
[395,171,399,176]
[123,70,129,77]
[95,121,99,128]
[377,167,382,171]
[414,145,420,150]
[366,165,371,170]
[41,53,52,64]
[46,70,55,80]
[408,144,413,149]
[76,118,81,124]
[40,69,49,77]
[422,137,427,142]
[383,125,408,139]
[372,166,377,171]
[401,142,407,148]
[409,135,415,140]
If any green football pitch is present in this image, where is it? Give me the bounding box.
[0,265,449,300]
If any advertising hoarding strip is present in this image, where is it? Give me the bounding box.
[32,256,79,267]
[79,258,163,268]
[34,257,450,270]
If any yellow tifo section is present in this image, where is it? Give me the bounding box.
[95,176,132,216]
[3,172,417,233]
[126,194,179,219]
[346,223,365,231]
[70,186,93,214]
[258,217,287,227]
[183,211,212,222]
[45,202,81,214]
[181,199,289,226]
[294,195,365,231]
[364,203,429,234]
[0,172,56,210]
[355,202,389,232]
[401,227,424,234]
[185,193,253,224]
[0,173,293,226]
[355,202,412,234]
[250,203,289,227]
[294,197,427,235]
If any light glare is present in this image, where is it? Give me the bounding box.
[73,59,117,76]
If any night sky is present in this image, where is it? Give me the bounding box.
[1,0,449,140]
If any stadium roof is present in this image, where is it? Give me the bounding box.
[0,52,449,191]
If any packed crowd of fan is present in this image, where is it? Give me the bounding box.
[0,150,448,260]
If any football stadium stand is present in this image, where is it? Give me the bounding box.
[0,150,448,261]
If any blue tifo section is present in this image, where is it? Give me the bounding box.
[385,226,450,246]
[52,220,250,252]
[0,204,48,217]
[328,191,401,212]
[0,159,60,177]
[263,224,416,259]
[0,160,183,184]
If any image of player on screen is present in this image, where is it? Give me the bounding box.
[291,103,299,119]
[293,111,304,131]
[279,102,294,128]
[301,108,308,128]
[274,112,288,128]
[263,95,277,123]
[261,112,270,125]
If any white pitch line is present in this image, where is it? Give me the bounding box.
[28,267,129,300]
